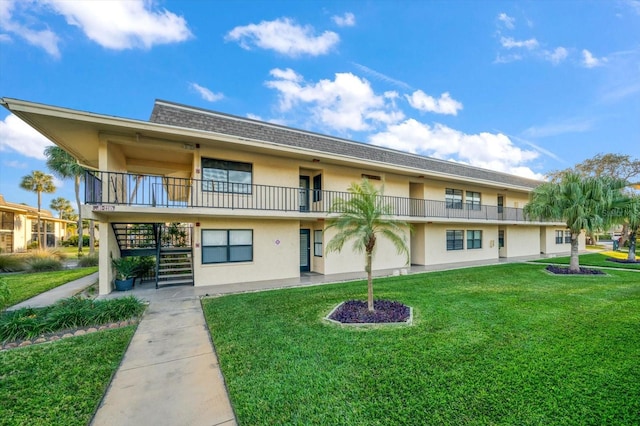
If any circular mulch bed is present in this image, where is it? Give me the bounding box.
[546,265,605,275]
[606,258,639,264]
[327,300,412,325]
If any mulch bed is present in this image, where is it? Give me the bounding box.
[606,258,640,264]
[328,300,410,324]
[546,265,605,275]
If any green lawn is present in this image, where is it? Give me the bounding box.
[202,264,640,425]
[533,252,640,270]
[1,267,98,310]
[0,327,135,426]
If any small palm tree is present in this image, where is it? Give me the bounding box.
[45,146,87,255]
[20,170,56,248]
[326,179,410,311]
[618,194,640,261]
[524,172,627,272]
[50,197,72,219]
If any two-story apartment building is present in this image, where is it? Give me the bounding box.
[1,98,581,295]
[0,194,71,252]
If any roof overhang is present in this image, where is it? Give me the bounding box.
[2,98,538,192]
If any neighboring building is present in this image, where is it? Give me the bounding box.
[0,194,71,252]
[1,98,583,295]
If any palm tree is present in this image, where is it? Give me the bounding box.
[45,146,87,255]
[50,197,72,219]
[618,194,640,261]
[20,170,56,248]
[326,179,410,311]
[524,172,627,272]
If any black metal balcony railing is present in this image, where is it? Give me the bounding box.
[85,171,536,222]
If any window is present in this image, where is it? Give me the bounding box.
[498,230,504,248]
[467,230,482,249]
[314,230,323,256]
[202,158,252,194]
[202,229,252,264]
[446,230,464,250]
[564,230,571,244]
[313,174,322,202]
[555,230,563,244]
[466,191,481,210]
[1,212,14,230]
[445,188,463,209]
[361,174,381,181]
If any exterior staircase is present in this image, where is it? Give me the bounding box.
[156,247,194,288]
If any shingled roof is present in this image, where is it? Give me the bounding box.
[149,100,542,190]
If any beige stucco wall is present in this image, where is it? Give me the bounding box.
[502,226,540,257]
[193,218,299,287]
[540,227,586,255]
[322,225,411,274]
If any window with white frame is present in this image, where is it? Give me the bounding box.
[555,230,564,244]
[467,230,482,249]
[564,230,571,244]
[446,230,464,250]
[445,188,463,209]
[466,191,481,210]
[313,174,322,202]
[202,158,252,194]
[202,229,253,264]
[314,230,323,256]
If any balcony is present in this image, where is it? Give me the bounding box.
[85,171,537,223]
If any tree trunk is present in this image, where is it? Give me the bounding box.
[75,175,83,255]
[89,219,95,255]
[619,223,630,248]
[366,250,374,311]
[569,233,580,272]
[628,230,637,262]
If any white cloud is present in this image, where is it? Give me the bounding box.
[2,159,28,169]
[0,114,53,159]
[500,36,538,50]
[497,12,515,29]
[189,83,224,102]
[623,0,640,15]
[0,0,61,58]
[369,119,542,179]
[332,12,355,27]
[582,49,607,68]
[405,90,463,116]
[494,53,523,64]
[45,0,192,49]
[265,68,403,131]
[544,46,568,65]
[226,17,339,57]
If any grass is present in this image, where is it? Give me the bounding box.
[0,267,98,310]
[202,263,640,425]
[533,252,640,270]
[0,327,135,426]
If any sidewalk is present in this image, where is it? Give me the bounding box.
[91,294,236,426]
[6,272,98,311]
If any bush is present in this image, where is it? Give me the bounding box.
[27,257,63,272]
[0,296,146,342]
[62,235,91,247]
[0,255,27,272]
[28,248,66,261]
[78,254,99,267]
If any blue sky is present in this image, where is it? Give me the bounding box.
[1,0,639,213]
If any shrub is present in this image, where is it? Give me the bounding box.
[0,296,146,342]
[0,254,27,272]
[28,248,66,261]
[63,235,91,247]
[27,257,63,272]
[78,254,99,267]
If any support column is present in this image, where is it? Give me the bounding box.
[98,220,116,295]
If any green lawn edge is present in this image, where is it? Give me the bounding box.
[1,267,98,310]
[532,252,640,270]
[0,326,135,426]
[203,263,640,425]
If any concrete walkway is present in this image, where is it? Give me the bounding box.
[91,294,236,426]
[6,272,98,311]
